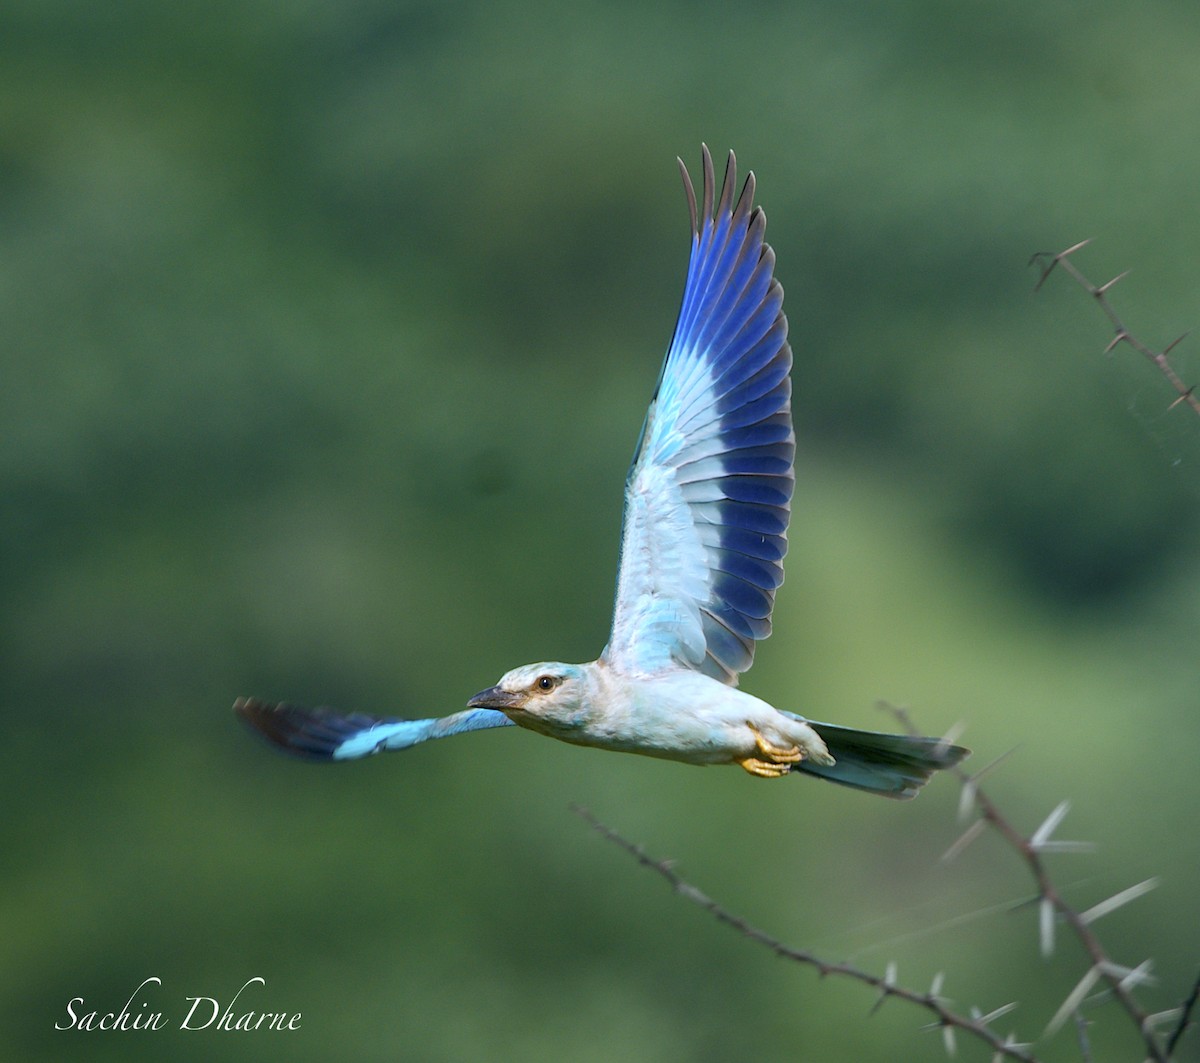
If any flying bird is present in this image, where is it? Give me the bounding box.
[236,147,968,798]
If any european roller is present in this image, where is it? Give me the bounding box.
[236,147,968,798]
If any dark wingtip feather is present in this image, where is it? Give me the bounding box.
[234,696,367,760]
[734,170,756,222]
[678,156,698,236]
[716,149,737,218]
[701,143,715,224]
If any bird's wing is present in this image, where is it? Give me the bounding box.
[234,698,514,761]
[603,146,793,685]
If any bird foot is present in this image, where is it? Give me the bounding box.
[737,723,804,778]
[738,757,793,778]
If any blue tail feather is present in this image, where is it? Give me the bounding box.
[789,716,969,799]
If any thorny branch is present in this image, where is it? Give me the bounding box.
[576,704,1196,1061]
[885,703,1175,1063]
[1167,968,1200,1059]
[574,804,1037,1062]
[1027,247,1200,1057]
[1030,240,1200,417]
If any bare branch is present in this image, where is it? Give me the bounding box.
[1165,967,1200,1058]
[1030,242,1200,417]
[573,804,1040,1062]
[877,702,1172,1061]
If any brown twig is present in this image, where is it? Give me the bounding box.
[573,804,1038,1062]
[1030,240,1200,417]
[1166,967,1200,1058]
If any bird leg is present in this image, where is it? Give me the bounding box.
[736,723,804,778]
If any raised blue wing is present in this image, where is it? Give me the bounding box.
[603,147,792,684]
[234,698,513,761]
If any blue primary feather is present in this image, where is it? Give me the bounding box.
[234,698,513,761]
[605,146,793,683]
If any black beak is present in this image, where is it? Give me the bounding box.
[467,685,523,710]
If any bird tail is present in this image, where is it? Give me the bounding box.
[794,718,969,799]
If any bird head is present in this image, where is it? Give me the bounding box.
[467,662,590,727]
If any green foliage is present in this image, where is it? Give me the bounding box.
[3,1,1199,1059]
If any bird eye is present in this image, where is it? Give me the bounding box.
[535,674,559,692]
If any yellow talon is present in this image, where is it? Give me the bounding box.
[736,723,804,778]
[751,723,804,763]
[738,757,792,778]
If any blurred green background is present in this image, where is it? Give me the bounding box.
[4,1,1199,1060]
